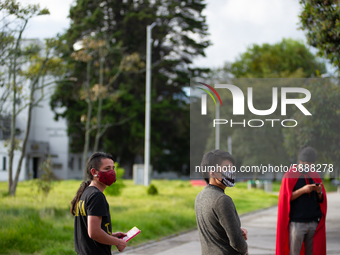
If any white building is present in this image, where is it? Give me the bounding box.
[0,39,83,182]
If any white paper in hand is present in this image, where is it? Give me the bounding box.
[122,227,141,242]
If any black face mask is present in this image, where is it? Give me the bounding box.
[222,170,236,187]
[215,170,235,187]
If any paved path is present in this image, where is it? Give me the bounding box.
[115,192,340,255]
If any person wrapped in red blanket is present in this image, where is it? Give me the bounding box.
[276,146,327,255]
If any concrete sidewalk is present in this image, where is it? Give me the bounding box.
[116,192,340,255]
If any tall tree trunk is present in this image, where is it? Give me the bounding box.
[8,19,28,195]
[10,79,36,195]
[8,78,15,194]
[83,61,92,180]
[9,44,49,196]
[93,53,104,152]
[10,51,49,195]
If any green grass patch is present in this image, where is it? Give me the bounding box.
[322,180,338,192]
[0,180,278,254]
[271,180,337,193]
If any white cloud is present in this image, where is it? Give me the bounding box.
[223,0,275,26]
[19,0,74,39]
[16,0,311,69]
[193,0,307,68]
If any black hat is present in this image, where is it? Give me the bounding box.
[298,146,317,163]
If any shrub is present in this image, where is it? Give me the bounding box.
[104,163,125,196]
[147,184,158,195]
[35,158,58,198]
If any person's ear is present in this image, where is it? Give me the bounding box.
[210,171,221,179]
[91,168,98,177]
[209,171,217,179]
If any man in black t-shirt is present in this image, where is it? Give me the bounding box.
[74,186,113,254]
[288,147,324,255]
[289,176,323,223]
[71,152,127,255]
[276,147,327,255]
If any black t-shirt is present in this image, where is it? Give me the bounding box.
[74,186,112,255]
[289,175,323,222]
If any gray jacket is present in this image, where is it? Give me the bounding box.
[195,185,247,255]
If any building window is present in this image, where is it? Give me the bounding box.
[2,157,6,171]
[0,115,11,140]
[69,157,74,170]
[52,163,63,170]
[79,157,82,171]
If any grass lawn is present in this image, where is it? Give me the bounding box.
[0,179,278,255]
[270,180,337,192]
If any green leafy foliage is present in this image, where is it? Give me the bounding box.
[299,0,340,71]
[34,158,59,198]
[283,78,340,171]
[51,0,210,176]
[0,1,71,196]
[147,183,158,195]
[213,39,326,178]
[0,0,49,18]
[104,163,125,196]
[229,38,326,78]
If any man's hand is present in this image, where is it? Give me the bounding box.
[291,184,317,201]
[315,183,323,194]
[113,232,127,252]
[112,232,127,238]
[116,239,127,252]
[302,184,316,194]
[87,216,127,252]
[241,227,248,241]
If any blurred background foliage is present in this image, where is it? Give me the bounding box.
[104,162,125,196]
[1,0,339,179]
[50,0,211,177]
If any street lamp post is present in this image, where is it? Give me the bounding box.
[215,104,220,149]
[73,40,92,180]
[144,22,156,186]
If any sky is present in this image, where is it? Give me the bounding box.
[17,0,330,71]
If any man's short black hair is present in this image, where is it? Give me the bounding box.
[200,150,235,184]
[298,146,317,163]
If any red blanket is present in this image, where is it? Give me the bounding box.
[275,168,327,255]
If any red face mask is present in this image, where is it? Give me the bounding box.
[97,169,116,186]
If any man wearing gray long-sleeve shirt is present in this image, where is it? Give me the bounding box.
[195,150,248,255]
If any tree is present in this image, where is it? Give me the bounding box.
[71,38,140,180]
[9,38,66,195]
[283,78,340,178]
[229,38,326,78]
[1,0,52,195]
[1,1,67,195]
[218,39,326,180]
[0,12,15,114]
[51,0,210,176]
[299,0,340,71]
